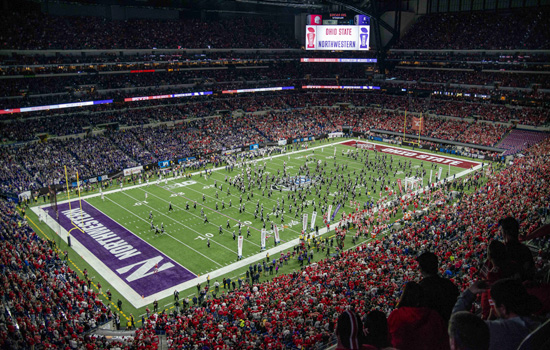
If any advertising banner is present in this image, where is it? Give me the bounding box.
[123,166,144,176]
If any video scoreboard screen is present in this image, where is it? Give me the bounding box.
[306,14,370,51]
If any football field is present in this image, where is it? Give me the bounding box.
[32,139,482,312]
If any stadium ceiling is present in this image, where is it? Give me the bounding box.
[78,0,375,14]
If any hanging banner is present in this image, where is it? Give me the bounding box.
[311,211,317,230]
[261,229,266,250]
[411,117,423,131]
[303,213,308,232]
[274,225,280,244]
[237,236,243,258]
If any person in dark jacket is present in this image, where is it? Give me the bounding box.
[417,251,459,323]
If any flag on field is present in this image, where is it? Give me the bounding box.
[412,117,423,131]
[437,167,443,181]
[397,179,403,193]
[327,205,333,222]
[274,225,280,244]
[261,229,266,250]
[237,236,243,258]
[332,204,341,221]
[310,211,317,230]
[302,213,308,232]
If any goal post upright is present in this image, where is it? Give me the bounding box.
[403,109,407,142]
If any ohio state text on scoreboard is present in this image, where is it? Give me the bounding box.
[305,14,370,51]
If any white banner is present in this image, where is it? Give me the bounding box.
[311,211,317,230]
[438,167,443,181]
[123,165,144,176]
[237,236,243,258]
[328,132,344,138]
[18,191,31,201]
[278,139,287,146]
[274,225,280,243]
[327,205,333,221]
[302,213,308,232]
[261,229,266,250]
[429,169,433,184]
[306,25,370,51]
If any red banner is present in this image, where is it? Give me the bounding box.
[412,117,423,131]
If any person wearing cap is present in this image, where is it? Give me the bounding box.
[452,278,542,350]
[416,251,459,323]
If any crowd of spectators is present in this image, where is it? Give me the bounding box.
[0,200,115,349]
[387,69,549,89]
[2,126,548,349]
[4,89,546,143]
[0,101,522,193]
[148,138,550,349]
[395,8,550,50]
[0,13,299,50]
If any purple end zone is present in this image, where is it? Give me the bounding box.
[45,200,196,297]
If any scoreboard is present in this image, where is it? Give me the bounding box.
[306,14,370,51]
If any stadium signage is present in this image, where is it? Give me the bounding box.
[158,160,171,168]
[222,86,294,94]
[0,99,113,115]
[123,166,144,176]
[306,25,370,51]
[45,201,195,301]
[301,58,377,63]
[124,91,212,102]
[177,157,196,164]
[302,85,380,90]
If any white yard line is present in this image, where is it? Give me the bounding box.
[106,194,225,267]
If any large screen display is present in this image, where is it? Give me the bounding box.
[305,25,370,51]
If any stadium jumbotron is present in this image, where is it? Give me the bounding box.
[1,0,549,349]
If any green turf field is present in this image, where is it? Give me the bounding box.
[26,139,479,322]
[87,141,466,275]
